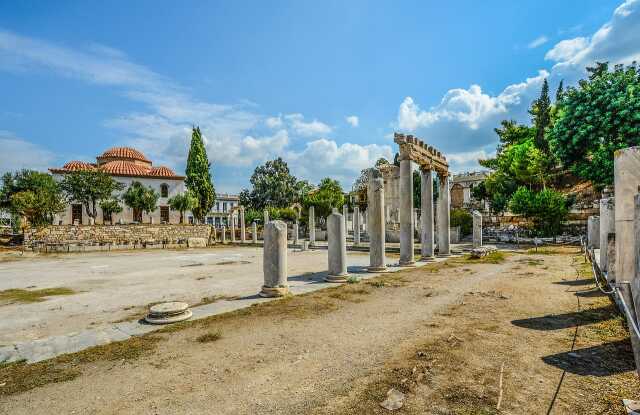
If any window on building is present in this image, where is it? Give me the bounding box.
[160,183,169,198]
[133,208,143,223]
[72,204,83,225]
[206,217,214,225]
[188,216,194,224]
[160,206,170,223]
[216,202,220,212]
[223,202,227,212]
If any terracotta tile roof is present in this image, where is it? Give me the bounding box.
[149,166,178,177]
[98,147,150,162]
[62,161,96,171]
[100,160,152,176]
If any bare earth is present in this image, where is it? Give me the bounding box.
[1,247,638,414]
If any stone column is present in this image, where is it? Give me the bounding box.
[587,216,600,249]
[252,222,258,244]
[399,157,415,266]
[420,168,435,260]
[599,191,615,272]
[614,147,640,283]
[472,210,482,248]
[437,173,451,256]
[293,222,299,246]
[368,176,386,271]
[308,206,316,246]
[343,205,348,234]
[606,233,616,284]
[326,212,348,282]
[240,208,246,243]
[260,220,289,297]
[263,210,269,225]
[230,214,236,243]
[353,206,361,245]
[221,225,227,244]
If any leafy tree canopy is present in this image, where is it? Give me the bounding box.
[0,170,65,227]
[549,62,640,187]
[123,181,159,221]
[168,191,198,224]
[60,170,124,220]
[304,177,345,218]
[185,126,216,222]
[509,187,568,236]
[240,157,305,210]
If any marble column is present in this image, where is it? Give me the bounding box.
[230,214,236,243]
[263,210,269,226]
[221,225,227,244]
[308,206,316,246]
[252,222,258,244]
[587,216,600,249]
[614,147,640,283]
[353,206,361,245]
[399,157,415,266]
[599,191,615,272]
[260,220,289,297]
[240,208,246,243]
[326,212,348,282]
[437,173,451,256]
[368,175,386,271]
[343,205,349,234]
[606,233,616,284]
[420,168,434,260]
[293,222,299,245]
[472,210,482,248]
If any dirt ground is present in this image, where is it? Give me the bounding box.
[0,247,638,414]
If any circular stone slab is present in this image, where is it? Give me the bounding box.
[148,301,189,317]
[145,309,192,325]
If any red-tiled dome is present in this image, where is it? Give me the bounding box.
[148,166,178,177]
[100,160,151,176]
[99,147,150,162]
[62,161,95,171]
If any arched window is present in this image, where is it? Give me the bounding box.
[160,183,169,198]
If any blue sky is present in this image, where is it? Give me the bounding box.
[1,0,639,193]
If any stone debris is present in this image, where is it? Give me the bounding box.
[623,399,640,414]
[144,301,192,325]
[469,246,496,259]
[380,388,405,411]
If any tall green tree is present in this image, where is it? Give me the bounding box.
[241,157,300,210]
[555,79,564,101]
[60,170,124,221]
[304,178,345,218]
[549,62,640,187]
[185,126,216,223]
[509,187,568,236]
[99,198,123,224]
[530,78,551,153]
[0,170,65,227]
[123,181,159,223]
[168,191,198,224]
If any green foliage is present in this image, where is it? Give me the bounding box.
[99,198,122,223]
[549,62,640,187]
[60,170,124,220]
[240,157,303,210]
[185,126,216,223]
[267,207,298,222]
[304,177,345,218]
[122,181,159,222]
[482,171,518,213]
[450,208,473,236]
[168,191,198,224]
[508,187,568,236]
[0,170,65,227]
[530,78,551,154]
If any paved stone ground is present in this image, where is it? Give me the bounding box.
[0,245,468,363]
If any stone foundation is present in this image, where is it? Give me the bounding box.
[24,224,215,252]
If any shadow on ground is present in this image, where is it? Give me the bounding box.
[511,306,616,330]
[553,278,593,286]
[542,339,635,376]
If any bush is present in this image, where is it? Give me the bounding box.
[509,186,568,236]
[450,208,473,236]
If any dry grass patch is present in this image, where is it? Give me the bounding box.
[196,331,222,343]
[0,287,76,305]
[464,251,507,264]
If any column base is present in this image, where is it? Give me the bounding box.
[259,285,289,298]
[438,253,451,257]
[399,260,416,267]
[325,274,349,283]
[420,255,435,262]
[367,266,389,273]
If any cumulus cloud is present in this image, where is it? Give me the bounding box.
[286,139,393,188]
[284,113,332,136]
[528,35,549,49]
[0,132,57,174]
[265,115,283,128]
[345,115,359,127]
[396,0,640,171]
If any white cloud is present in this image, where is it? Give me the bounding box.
[284,113,332,136]
[396,0,640,172]
[265,115,283,128]
[345,115,359,127]
[286,139,393,189]
[0,132,57,174]
[545,37,589,61]
[528,35,549,49]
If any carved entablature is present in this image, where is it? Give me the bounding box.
[393,132,449,176]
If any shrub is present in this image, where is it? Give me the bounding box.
[450,208,473,236]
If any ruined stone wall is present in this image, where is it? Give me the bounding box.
[24,224,214,251]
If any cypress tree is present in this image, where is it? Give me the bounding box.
[555,79,564,102]
[185,126,216,223]
[530,78,551,153]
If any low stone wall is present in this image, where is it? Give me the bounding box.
[24,224,215,252]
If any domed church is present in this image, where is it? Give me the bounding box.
[50,147,186,225]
